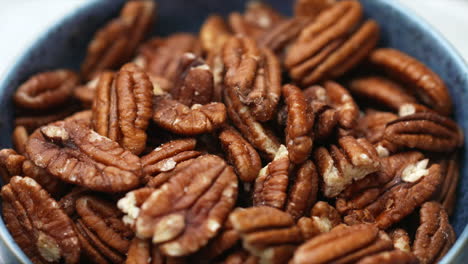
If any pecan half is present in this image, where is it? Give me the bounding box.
[194,219,240,261]
[292,224,392,264]
[314,136,380,197]
[285,1,379,85]
[14,70,78,110]
[230,207,302,264]
[283,84,314,164]
[348,76,417,111]
[152,96,226,135]
[294,0,336,18]
[285,160,319,220]
[141,138,201,183]
[383,112,463,152]
[357,250,419,264]
[223,36,281,122]
[224,84,280,160]
[63,110,93,128]
[369,48,452,115]
[81,0,155,80]
[12,126,29,155]
[254,145,290,209]
[258,17,310,55]
[219,126,262,183]
[126,238,186,264]
[92,63,153,154]
[200,15,232,53]
[120,155,238,256]
[413,202,455,264]
[354,110,398,145]
[1,176,80,264]
[170,53,214,106]
[75,195,133,264]
[324,81,359,129]
[26,121,142,192]
[297,201,341,240]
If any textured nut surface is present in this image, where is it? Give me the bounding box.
[384,112,463,152]
[200,15,232,53]
[413,202,455,264]
[254,145,290,209]
[0,149,26,182]
[297,201,341,240]
[1,176,80,264]
[434,154,459,215]
[195,219,240,261]
[125,238,187,264]
[294,0,336,18]
[258,17,310,55]
[219,126,262,183]
[369,48,452,115]
[324,81,359,129]
[26,121,142,192]
[14,70,78,110]
[357,250,419,264]
[285,160,318,220]
[92,64,153,154]
[283,84,314,164]
[152,96,227,135]
[355,110,398,145]
[122,155,238,256]
[12,126,29,155]
[81,0,155,80]
[389,229,411,253]
[73,76,99,108]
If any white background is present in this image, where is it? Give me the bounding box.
[0,0,467,78]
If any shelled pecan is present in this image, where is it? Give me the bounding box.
[294,0,337,18]
[297,201,341,240]
[357,250,419,264]
[200,15,232,54]
[12,126,29,155]
[389,229,411,253]
[74,75,100,108]
[354,110,398,146]
[433,153,459,215]
[15,103,80,133]
[125,238,187,264]
[194,219,240,261]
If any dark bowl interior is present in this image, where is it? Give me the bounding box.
[0,0,467,263]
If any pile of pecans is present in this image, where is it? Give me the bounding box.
[0,0,462,263]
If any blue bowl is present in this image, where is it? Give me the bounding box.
[0,0,466,263]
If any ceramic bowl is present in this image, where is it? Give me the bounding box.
[0,0,466,263]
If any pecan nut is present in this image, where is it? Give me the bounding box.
[383,112,463,152]
[219,126,262,183]
[389,228,411,253]
[12,126,29,155]
[253,145,290,209]
[200,15,232,53]
[297,201,341,240]
[194,219,240,261]
[1,176,80,264]
[14,70,79,110]
[283,84,314,164]
[15,104,79,133]
[324,81,359,129]
[354,110,398,146]
[294,0,336,18]
[119,155,238,256]
[0,149,26,182]
[314,136,380,197]
[413,201,455,264]
[152,96,227,135]
[75,195,133,264]
[369,48,452,115]
[92,63,153,154]
[433,153,459,215]
[126,238,187,264]
[357,250,419,264]
[81,0,155,80]
[73,75,100,108]
[26,121,142,192]
[258,17,310,55]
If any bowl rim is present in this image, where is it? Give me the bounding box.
[0,0,466,263]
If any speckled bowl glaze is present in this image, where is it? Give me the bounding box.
[0,0,466,263]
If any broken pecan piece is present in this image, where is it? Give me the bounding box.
[1,176,80,264]
[413,201,455,264]
[152,96,226,135]
[324,81,359,129]
[120,155,238,257]
[369,48,452,115]
[0,149,26,182]
[297,201,341,240]
[314,136,380,197]
[14,70,78,110]
[92,63,153,154]
[219,126,262,183]
[253,145,290,209]
[26,121,142,192]
[283,84,314,164]
[389,228,411,253]
[126,238,187,264]
[383,112,463,152]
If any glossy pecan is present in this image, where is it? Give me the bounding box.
[398,102,434,117]
[14,70,78,110]
[253,145,290,209]
[369,48,452,115]
[285,1,379,85]
[223,36,282,122]
[92,63,153,155]
[12,126,29,155]
[0,149,26,182]
[228,2,284,41]
[324,81,360,129]
[283,84,314,164]
[119,155,238,256]
[58,186,90,216]
[1,176,80,264]
[194,219,240,261]
[126,238,187,264]
[285,160,319,220]
[389,228,411,253]
[314,136,380,197]
[26,121,142,192]
[348,76,417,111]
[354,110,398,146]
[294,0,336,18]
[75,195,133,264]
[63,110,93,128]
[221,249,259,264]
[297,201,341,240]
[229,207,302,264]
[383,112,463,152]
[200,15,232,53]
[152,96,226,135]
[258,17,311,55]
[141,138,201,183]
[170,53,214,106]
[357,250,419,264]
[344,162,441,229]
[433,153,459,215]
[413,202,455,264]
[136,33,202,89]
[81,0,155,80]
[292,224,392,264]
[224,84,280,160]
[219,126,262,183]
